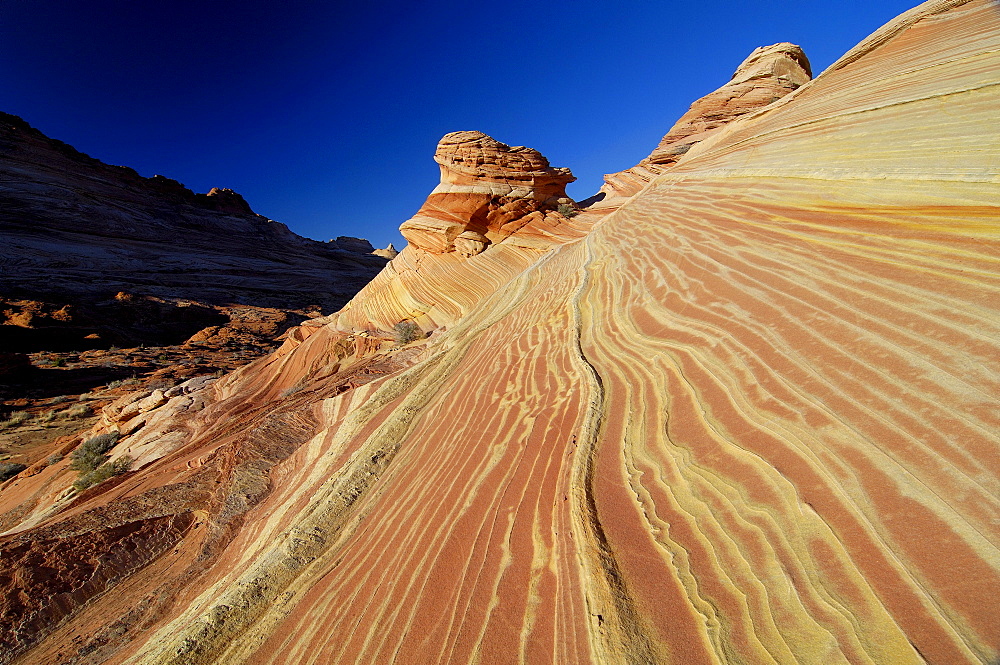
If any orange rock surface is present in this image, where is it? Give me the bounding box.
[2,1,999,664]
[400,130,576,254]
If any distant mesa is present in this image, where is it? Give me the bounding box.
[601,42,812,199]
[399,130,576,256]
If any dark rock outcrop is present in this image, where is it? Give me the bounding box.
[0,112,388,313]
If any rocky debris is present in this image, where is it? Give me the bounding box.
[399,131,576,255]
[0,303,307,476]
[0,353,30,379]
[600,43,812,199]
[0,112,388,312]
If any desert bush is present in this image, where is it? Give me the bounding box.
[69,432,121,472]
[556,203,579,218]
[393,321,423,346]
[72,455,132,491]
[0,411,30,429]
[0,462,27,482]
[280,381,307,398]
[34,410,57,425]
[62,404,90,418]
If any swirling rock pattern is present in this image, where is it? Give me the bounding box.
[1,1,998,663]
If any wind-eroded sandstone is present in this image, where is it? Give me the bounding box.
[600,41,812,201]
[322,130,589,335]
[400,130,576,255]
[1,1,999,664]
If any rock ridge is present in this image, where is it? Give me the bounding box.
[599,42,812,199]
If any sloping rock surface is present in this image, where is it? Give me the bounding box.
[0,113,388,312]
[1,1,999,664]
[600,42,812,200]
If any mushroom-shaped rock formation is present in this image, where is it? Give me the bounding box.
[400,131,575,255]
[600,42,812,200]
[320,132,591,335]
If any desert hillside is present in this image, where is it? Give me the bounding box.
[0,110,390,316]
[1,1,998,663]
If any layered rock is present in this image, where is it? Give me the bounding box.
[0,113,388,314]
[599,42,812,200]
[2,2,999,664]
[399,131,576,255]
[318,130,591,336]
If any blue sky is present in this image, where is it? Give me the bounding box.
[2,1,918,249]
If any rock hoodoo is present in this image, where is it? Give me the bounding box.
[601,42,812,199]
[320,131,591,335]
[399,131,576,255]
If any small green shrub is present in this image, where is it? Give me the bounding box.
[0,411,30,429]
[556,203,579,218]
[72,455,133,491]
[280,381,307,398]
[69,432,121,473]
[62,404,90,418]
[0,462,27,482]
[34,410,57,425]
[392,321,423,346]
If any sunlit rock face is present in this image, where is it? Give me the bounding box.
[399,130,576,254]
[2,2,999,664]
[600,42,812,200]
[324,131,588,336]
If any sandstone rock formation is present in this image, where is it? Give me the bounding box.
[372,242,399,259]
[399,130,576,254]
[600,42,812,200]
[317,131,590,337]
[1,1,999,664]
[0,112,388,314]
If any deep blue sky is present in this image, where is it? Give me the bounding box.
[2,1,918,249]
